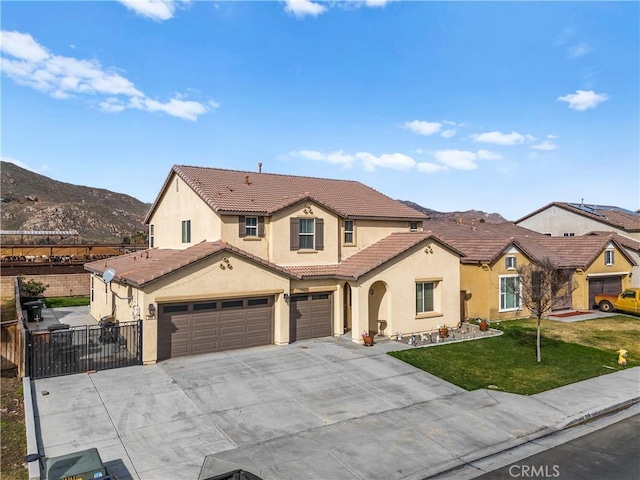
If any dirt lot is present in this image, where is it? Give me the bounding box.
[1,375,27,480]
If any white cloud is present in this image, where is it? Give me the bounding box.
[558,90,608,111]
[531,141,557,151]
[355,152,416,171]
[290,150,354,165]
[118,0,189,21]
[477,149,502,160]
[547,134,559,139]
[433,150,479,170]
[0,30,213,121]
[403,120,441,136]
[440,129,456,138]
[284,0,328,17]
[365,0,392,7]
[471,131,528,146]
[568,43,590,58]
[417,162,446,173]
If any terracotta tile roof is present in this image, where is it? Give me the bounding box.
[330,233,462,280]
[286,264,340,278]
[145,165,427,223]
[516,202,640,232]
[84,241,294,287]
[423,219,544,239]
[532,235,637,268]
[586,231,640,252]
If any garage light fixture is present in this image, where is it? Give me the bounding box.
[148,304,156,318]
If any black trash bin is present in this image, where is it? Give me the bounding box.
[24,300,44,322]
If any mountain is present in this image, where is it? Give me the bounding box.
[1,161,151,243]
[399,200,508,224]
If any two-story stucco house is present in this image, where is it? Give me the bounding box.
[516,202,640,241]
[85,165,463,363]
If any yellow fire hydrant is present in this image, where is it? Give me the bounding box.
[616,349,628,366]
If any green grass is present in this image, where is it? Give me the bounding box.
[43,296,90,308]
[1,376,27,480]
[389,317,639,395]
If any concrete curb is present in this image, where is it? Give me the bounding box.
[425,396,640,480]
[23,377,41,480]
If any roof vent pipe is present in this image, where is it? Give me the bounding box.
[244,175,250,185]
[258,163,262,173]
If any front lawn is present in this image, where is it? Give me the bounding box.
[389,315,639,395]
[0,376,27,480]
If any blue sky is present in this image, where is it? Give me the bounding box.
[2,1,638,221]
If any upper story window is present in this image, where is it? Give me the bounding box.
[181,220,191,243]
[563,232,575,237]
[410,222,419,232]
[290,217,324,251]
[149,224,155,248]
[505,256,516,270]
[605,249,614,265]
[239,216,264,238]
[344,220,355,244]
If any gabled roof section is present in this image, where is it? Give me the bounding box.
[144,165,427,223]
[586,231,640,252]
[287,233,463,280]
[84,241,294,287]
[516,202,640,232]
[533,235,637,268]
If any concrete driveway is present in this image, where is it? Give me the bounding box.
[32,335,640,480]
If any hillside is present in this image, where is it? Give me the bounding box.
[399,200,507,224]
[0,161,151,243]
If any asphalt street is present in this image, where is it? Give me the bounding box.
[472,413,640,480]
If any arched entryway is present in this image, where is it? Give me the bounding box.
[368,281,389,336]
[343,282,352,334]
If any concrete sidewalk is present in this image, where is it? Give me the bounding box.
[29,319,640,480]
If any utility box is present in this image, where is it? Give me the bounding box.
[45,448,110,480]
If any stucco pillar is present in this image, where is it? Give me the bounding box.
[350,285,365,343]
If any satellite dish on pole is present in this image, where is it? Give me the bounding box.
[102,268,116,284]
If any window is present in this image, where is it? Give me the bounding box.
[299,218,315,249]
[605,250,614,265]
[91,276,94,302]
[149,224,155,248]
[563,232,575,237]
[410,222,419,232]
[162,304,189,314]
[222,300,244,309]
[416,282,435,314]
[248,298,269,306]
[181,220,191,243]
[344,220,354,244]
[290,217,324,250]
[245,217,258,237]
[500,276,521,311]
[505,256,516,270]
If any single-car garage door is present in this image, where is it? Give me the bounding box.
[588,276,622,308]
[157,296,273,360]
[289,293,332,342]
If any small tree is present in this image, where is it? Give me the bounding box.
[18,276,49,298]
[512,258,576,363]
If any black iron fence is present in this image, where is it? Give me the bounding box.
[27,320,142,379]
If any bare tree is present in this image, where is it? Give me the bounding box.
[511,257,576,362]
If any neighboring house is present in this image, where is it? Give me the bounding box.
[516,202,640,240]
[424,220,636,320]
[586,232,640,288]
[85,165,463,363]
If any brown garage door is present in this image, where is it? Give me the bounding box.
[157,297,273,360]
[289,293,332,342]
[588,276,622,308]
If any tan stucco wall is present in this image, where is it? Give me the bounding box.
[517,206,639,240]
[148,173,223,249]
[460,250,532,321]
[270,202,340,265]
[340,219,419,260]
[220,215,270,258]
[347,239,461,342]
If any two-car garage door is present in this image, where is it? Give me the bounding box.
[157,296,274,360]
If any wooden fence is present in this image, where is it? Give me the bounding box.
[1,277,26,377]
